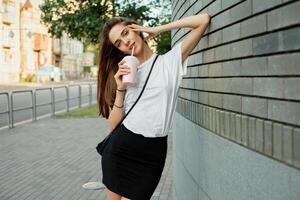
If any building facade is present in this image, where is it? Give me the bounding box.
[0,0,21,83]
[61,34,84,79]
[20,0,52,80]
[172,0,300,200]
[0,0,86,83]
[52,33,84,79]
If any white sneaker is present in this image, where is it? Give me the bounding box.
[82,182,106,190]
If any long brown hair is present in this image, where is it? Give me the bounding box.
[97,17,145,118]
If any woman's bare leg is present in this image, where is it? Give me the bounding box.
[107,188,122,200]
[106,188,130,200]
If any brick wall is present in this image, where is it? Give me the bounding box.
[172,0,300,199]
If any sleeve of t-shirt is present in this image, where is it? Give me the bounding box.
[162,41,188,77]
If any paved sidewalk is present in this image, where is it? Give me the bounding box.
[0,117,173,200]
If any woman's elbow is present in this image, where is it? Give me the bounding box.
[196,13,210,24]
[202,13,211,24]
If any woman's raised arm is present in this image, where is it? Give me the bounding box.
[158,14,211,61]
[128,14,211,61]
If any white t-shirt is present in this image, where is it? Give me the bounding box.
[123,41,188,137]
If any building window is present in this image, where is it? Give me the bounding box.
[3,0,15,13]
[3,47,12,64]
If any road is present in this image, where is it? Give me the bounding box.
[0,80,97,128]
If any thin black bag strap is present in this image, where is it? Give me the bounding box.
[111,54,159,132]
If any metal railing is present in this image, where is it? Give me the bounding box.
[0,83,97,129]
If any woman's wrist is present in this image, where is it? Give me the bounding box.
[113,103,124,109]
[155,26,164,35]
[114,87,125,109]
[115,90,125,100]
[117,88,126,92]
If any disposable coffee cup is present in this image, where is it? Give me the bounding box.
[122,55,140,86]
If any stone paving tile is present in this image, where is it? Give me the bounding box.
[0,117,173,200]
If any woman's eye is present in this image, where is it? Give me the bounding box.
[124,31,128,35]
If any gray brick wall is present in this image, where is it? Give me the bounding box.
[172,0,300,199]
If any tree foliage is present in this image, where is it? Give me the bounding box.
[114,0,157,24]
[40,0,109,44]
[40,0,171,53]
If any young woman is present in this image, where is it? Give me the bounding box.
[97,13,210,200]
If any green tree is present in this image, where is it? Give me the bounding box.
[40,0,171,52]
[40,0,109,44]
[114,0,156,24]
[148,0,172,54]
[155,20,171,54]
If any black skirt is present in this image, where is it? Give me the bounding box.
[101,124,168,200]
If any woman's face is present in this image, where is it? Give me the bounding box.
[108,23,142,55]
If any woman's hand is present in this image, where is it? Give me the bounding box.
[114,60,130,90]
[127,24,161,40]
